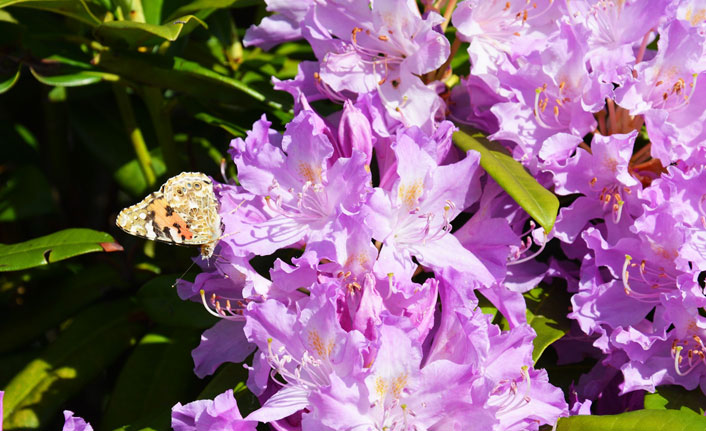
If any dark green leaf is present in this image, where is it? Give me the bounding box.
[100,328,201,431]
[94,15,207,49]
[0,263,121,353]
[645,386,706,415]
[163,0,259,22]
[95,49,284,110]
[0,228,122,272]
[523,285,571,364]
[0,58,20,93]
[453,128,560,233]
[556,409,706,431]
[137,275,218,329]
[0,0,103,25]
[29,65,117,87]
[0,164,57,221]
[2,300,145,430]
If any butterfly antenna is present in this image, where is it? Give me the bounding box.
[172,259,198,288]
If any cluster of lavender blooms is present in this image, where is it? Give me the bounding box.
[60,0,706,429]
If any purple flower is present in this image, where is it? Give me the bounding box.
[172,390,257,431]
[62,411,93,431]
[564,0,668,84]
[615,20,706,163]
[302,0,450,130]
[452,0,560,79]
[544,131,643,243]
[363,132,496,285]
[243,1,314,50]
[222,112,371,257]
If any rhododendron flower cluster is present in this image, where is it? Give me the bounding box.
[61,0,706,429]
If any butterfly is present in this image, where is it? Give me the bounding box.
[116,172,222,259]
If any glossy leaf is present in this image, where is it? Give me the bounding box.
[524,285,571,364]
[29,65,117,87]
[0,0,103,25]
[556,409,706,431]
[95,49,285,110]
[164,0,258,22]
[136,275,218,329]
[0,59,20,93]
[0,228,122,272]
[94,15,207,49]
[101,328,201,431]
[453,128,560,233]
[2,300,144,430]
[644,386,706,415]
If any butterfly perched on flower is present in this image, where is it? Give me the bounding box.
[116,172,222,259]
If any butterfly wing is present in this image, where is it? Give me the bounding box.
[116,172,222,258]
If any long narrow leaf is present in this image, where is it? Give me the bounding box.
[453,128,559,233]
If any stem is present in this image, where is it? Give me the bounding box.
[113,84,156,187]
[441,0,457,32]
[606,98,617,135]
[115,0,145,22]
[142,86,180,175]
[635,30,652,64]
[434,37,463,81]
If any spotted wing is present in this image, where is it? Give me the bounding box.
[116,193,196,245]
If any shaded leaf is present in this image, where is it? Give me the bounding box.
[94,15,207,49]
[0,58,20,93]
[100,328,201,431]
[524,285,572,364]
[95,49,284,110]
[645,386,706,415]
[0,164,57,221]
[0,263,123,353]
[453,128,559,233]
[164,0,259,22]
[2,300,144,430]
[0,228,120,272]
[556,409,706,431]
[0,0,103,25]
[136,275,218,329]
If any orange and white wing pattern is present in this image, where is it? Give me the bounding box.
[116,172,222,258]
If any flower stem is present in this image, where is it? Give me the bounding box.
[113,83,156,187]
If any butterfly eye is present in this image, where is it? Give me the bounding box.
[194,183,202,190]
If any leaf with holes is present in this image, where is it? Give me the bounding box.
[0,228,123,272]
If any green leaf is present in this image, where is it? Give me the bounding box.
[2,300,144,430]
[197,362,250,400]
[94,15,207,49]
[0,164,57,221]
[0,0,103,25]
[163,0,259,22]
[101,328,201,431]
[0,263,122,353]
[27,53,119,87]
[523,285,572,364]
[645,386,706,415]
[0,58,20,93]
[136,275,218,329]
[556,409,706,431]
[95,49,285,111]
[0,228,122,272]
[452,128,560,233]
